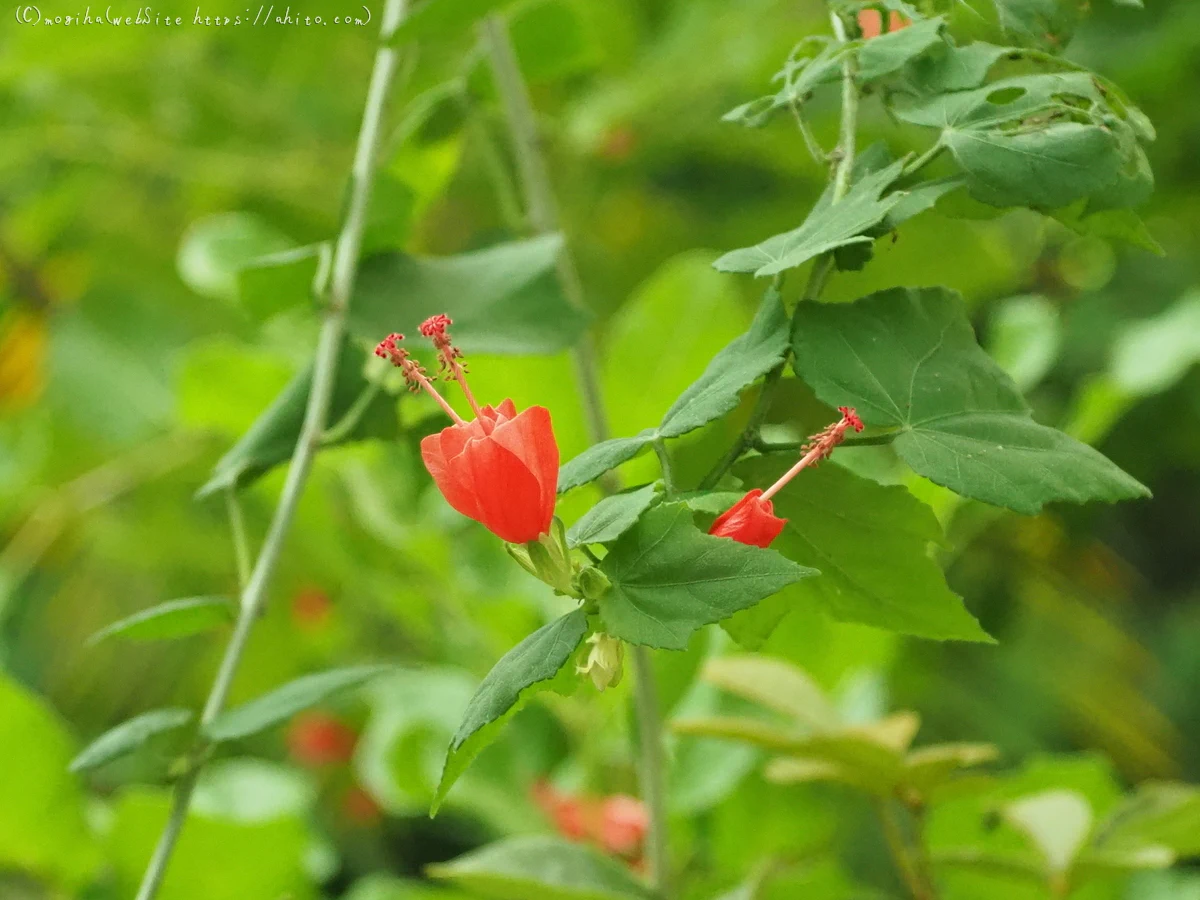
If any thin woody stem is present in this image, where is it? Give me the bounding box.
[699,10,860,492]
[132,2,409,896]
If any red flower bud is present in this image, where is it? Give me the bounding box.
[708,488,787,548]
[420,398,559,544]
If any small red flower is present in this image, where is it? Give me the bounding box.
[377,318,560,544]
[290,586,332,630]
[531,781,648,860]
[421,399,559,544]
[286,711,357,766]
[709,407,864,549]
[708,489,786,548]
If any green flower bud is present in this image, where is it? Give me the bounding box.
[576,632,624,691]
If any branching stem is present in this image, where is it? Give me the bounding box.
[132,2,408,896]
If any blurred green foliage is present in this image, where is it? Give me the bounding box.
[3,0,1200,898]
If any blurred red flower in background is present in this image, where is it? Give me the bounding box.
[532,781,648,861]
[286,711,358,767]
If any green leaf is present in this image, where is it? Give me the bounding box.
[557,431,657,493]
[1109,291,1200,396]
[558,287,788,492]
[349,235,588,356]
[197,339,398,497]
[237,243,329,322]
[856,16,946,82]
[986,0,1080,50]
[790,287,1149,514]
[69,708,194,773]
[737,458,991,641]
[87,597,234,646]
[903,743,1000,794]
[566,483,660,548]
[1053,205,1163,256]
[393,0,513,42]
[598,503,816,650]
[658,286,790,438]
[432,609,588,815]
[204,665,391,743]
[428,835,654,900]
[714,160,907,276]
[0,675,103,888]
[893,72,1143,210]
[702,655,839,729]
[906,40,1010,94]
[177,212,293,303]
[1003,790,1093,874]
[1097,782,1200,857]
[722,37,845,128]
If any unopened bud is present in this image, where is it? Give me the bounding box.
[574,566,611,602]
[577,632,624,691]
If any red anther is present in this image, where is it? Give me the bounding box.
[373,333,406,364]
[839,406,865,433]
[419,314,453,340]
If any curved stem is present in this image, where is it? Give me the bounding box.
[132,2,409,896]
[481,14,612,451]
[224,489,252,591]
[878,800,938,900]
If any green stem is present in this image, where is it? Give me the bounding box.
[631,645,671,897]
[132,2,408,896]
[481,14,612,451]
[482,15,669,893]
[699,10,861,492]
[878,801,937,900]
[224,489,252,591]
[653,439,677,499]
[321,367,385,446]
[902,140,945,179]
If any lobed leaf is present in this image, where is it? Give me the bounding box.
[598,503,816,650]
[432,609,588,814]
[790,287,1149,514]
[736,458,991,642]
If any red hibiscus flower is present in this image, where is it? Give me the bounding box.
[709,489,786,548]
[375,317,559,545]
[709,407,864,549]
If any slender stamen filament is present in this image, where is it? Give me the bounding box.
[447,358,483,419]
[760,407,864,501]
[410,366,467,425]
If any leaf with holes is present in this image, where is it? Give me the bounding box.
[432,609,588,814]
[598,503,815,650]
[893,72,1148,210]
[735,458,992,641]
[714,160,907,276]
[790,287,1149,513]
